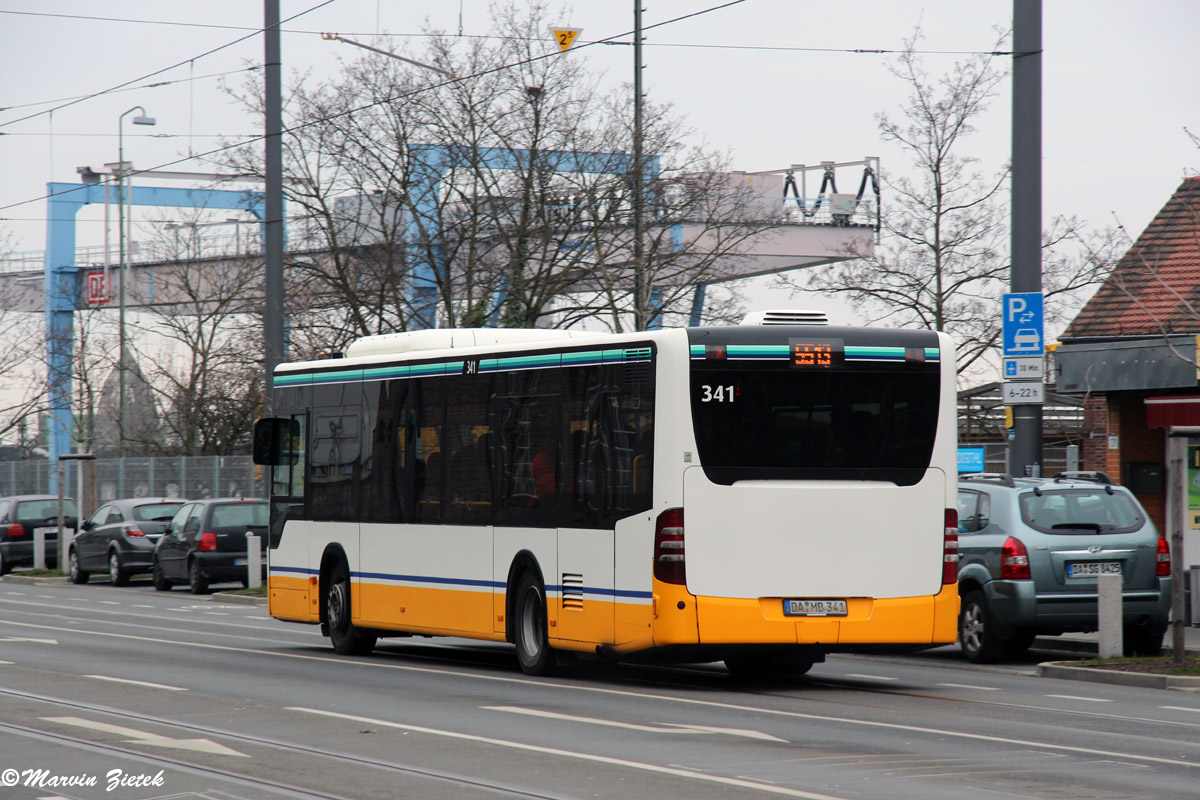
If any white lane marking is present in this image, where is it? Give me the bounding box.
[485,706,786,742]
[0,637,58,645]
[204,612,230,617]
[132,604,154,608]
[36,595,56,599]
[5,591,25,595]
[845,674,898,681]
[1161,706,1200,714]
[4,618,1198,771]
[83,675,188,692]
[938,683,1001,691]
[42,716,248,758]
[1045,695,1113,703]
[293,707,840,800]
[98,601,120,606]
[0,660,12,665]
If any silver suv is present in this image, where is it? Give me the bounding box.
[956,472,1171,663]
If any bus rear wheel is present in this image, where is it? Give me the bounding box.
[325,561,376,656]
[513,572,555,676]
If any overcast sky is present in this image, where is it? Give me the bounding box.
[1,0,1197,325]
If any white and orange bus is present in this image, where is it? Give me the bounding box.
[253,312,960,676]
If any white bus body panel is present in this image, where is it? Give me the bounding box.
[359,522,494,632]
[682,468,948,599]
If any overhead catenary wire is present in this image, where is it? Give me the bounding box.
[0,8,1019,57]
[0,66,262,114]
[0,0,750,215]
[0,0,337,130]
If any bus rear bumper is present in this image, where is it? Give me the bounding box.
[681,583,960,648]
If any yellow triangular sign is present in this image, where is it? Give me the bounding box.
[550,26,582,52]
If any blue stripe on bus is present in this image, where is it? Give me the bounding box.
[273,565,653,600]
[269,566,318,576]
[354,571,502,589]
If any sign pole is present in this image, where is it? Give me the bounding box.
[1010,0,1043,478]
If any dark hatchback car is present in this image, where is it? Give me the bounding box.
[153,498,268,594]
[0,495,78,574]
[69,498,187,585]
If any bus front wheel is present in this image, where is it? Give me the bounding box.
[513,572,556,676]
[325,561,377,656]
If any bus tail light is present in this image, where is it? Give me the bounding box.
[198,532,218,552]
[1001,536,1031,580]
[122,524,146,538]
[1156,534,1170,577]
[654,508,685,585]
[943,509,959,584]
[5,523,25,538]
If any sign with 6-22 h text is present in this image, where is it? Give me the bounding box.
[1002,381,1044,406]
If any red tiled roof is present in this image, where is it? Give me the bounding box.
[1063,177,1200,339]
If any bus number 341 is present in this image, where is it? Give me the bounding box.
[700,384,736,403]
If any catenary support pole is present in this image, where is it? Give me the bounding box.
[632,1,645,331]
[1010,0,1043,477]
[263,0,285,412]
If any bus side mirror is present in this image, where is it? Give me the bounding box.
[253,418,299,466]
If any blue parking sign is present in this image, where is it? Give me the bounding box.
[1002,292,1044,356]
[958,447,985,473]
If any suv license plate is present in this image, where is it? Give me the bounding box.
[234,558,248,566]
[1066,561,1121,578]
[783,599,847,617]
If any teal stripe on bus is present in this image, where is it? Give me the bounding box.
[310,369,362,384]
[482,353,561,371]
[845,346,905,360]
[363,364,409,381]
[276,346,653,387]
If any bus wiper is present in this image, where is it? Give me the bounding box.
[1051,522,1103,531]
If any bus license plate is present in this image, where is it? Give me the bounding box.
[1066,561,1121,578]
[783,599,847,617]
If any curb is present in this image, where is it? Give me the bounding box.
[0,574,70,586]
[1036,636,1200,657]
[1037,661,1200,691]
[210,591,269,607]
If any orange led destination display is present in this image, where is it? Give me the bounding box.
[789,338,843,368]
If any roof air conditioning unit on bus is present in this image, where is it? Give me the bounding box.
[741,310,829,326]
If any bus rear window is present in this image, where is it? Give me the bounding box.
[690,365,939,485]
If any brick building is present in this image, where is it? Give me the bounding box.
[1055,176,1200,539]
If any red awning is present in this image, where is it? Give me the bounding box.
[1145,395,1200,428]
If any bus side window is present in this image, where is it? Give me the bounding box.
[271,414,306,499]
[413,377,446,524]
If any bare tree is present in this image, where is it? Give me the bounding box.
[0,228,50,447]
[129,216,264,455]
[216,0,776,338]
[784,29,1011,377]
[786,28,1113,379]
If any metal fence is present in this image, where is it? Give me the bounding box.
[972,443,1074,476]
[0,445,1073,514]
[0,455,264,511]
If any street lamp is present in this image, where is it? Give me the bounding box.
[116,106,155,457]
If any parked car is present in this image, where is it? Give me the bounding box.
[69,498,187,585]
[152,498,268,594]
[0,495,78,574]
[956,472,1171,662]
